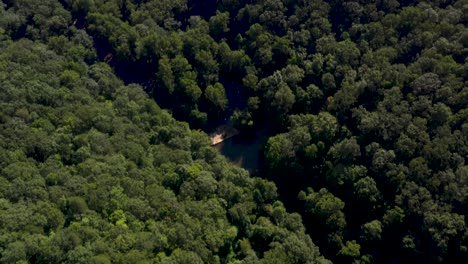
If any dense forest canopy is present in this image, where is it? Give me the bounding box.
[0,0,467,263]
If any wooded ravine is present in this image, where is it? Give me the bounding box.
[0,0,467,263]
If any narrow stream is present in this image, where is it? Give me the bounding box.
[213,130,268,175]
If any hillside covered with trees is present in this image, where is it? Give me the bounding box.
[0,0,467,263]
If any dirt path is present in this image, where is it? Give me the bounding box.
[209,125,240,145]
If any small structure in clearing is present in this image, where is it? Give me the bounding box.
[210,125,239,146]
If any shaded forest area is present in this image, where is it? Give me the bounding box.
[0,0,467,263]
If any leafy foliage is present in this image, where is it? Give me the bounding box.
[0,10,327,263]
[1,0,467,263]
